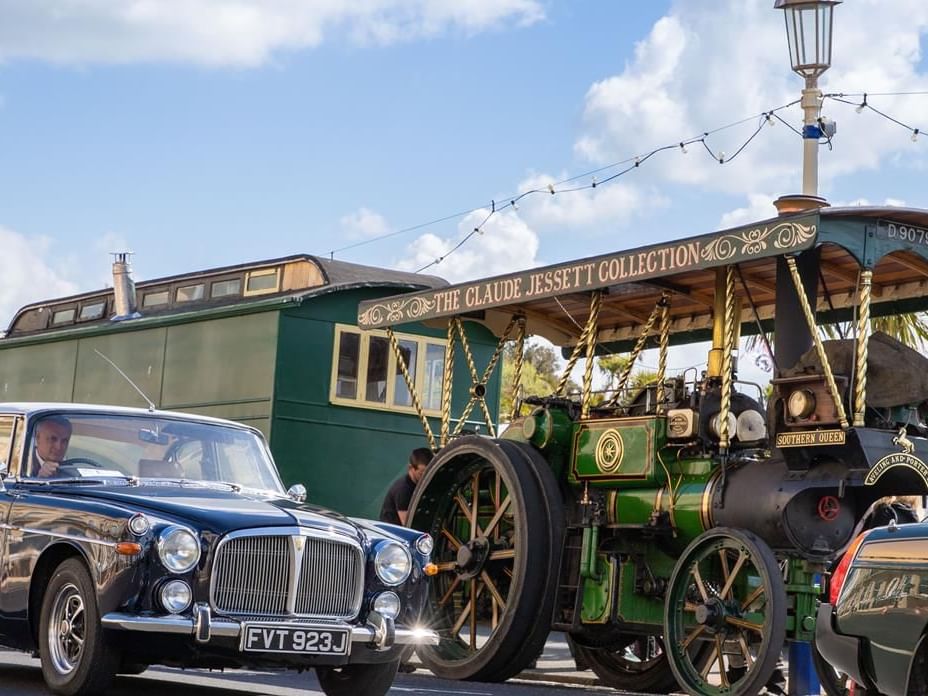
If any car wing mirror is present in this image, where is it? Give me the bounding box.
[288,484,307,503]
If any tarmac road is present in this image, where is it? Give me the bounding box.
[0,643,619,696]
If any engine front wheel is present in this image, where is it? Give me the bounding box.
[39,558,120,696]
[408,436,562,682]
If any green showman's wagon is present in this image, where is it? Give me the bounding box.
[358,199,928,695]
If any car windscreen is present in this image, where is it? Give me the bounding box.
[25,413,285,493]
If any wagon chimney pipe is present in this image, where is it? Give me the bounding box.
[111,252,141,322]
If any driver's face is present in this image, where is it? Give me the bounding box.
[36,422,71,463]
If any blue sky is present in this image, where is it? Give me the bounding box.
[1,0,927,381]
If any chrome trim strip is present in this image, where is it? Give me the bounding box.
[16,526,116,548]
[100,613,440,646]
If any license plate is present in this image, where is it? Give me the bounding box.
[240,623,351,655]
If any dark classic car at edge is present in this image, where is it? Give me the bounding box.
[0,402,438,696]
[817,520,928,696]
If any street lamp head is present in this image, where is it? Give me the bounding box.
[774,0,841,79]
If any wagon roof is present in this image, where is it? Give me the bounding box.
[358,206,928,350]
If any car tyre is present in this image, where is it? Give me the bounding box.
[316,660,400,696]
[39,558,120,696]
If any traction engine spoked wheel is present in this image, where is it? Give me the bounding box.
[664,527,787,696]
[408,436,562,682]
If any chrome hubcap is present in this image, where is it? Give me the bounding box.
[48,584,86,675]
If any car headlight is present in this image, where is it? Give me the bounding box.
[372,591,401,619]
[708,412,737,439]
[788,389,816,419]
[736,410,767,442]
[159,580,192,614]
[416,534,433,557]
[374,541,412,586]
[157,526,200,574]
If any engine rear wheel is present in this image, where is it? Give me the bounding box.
[408,436,560,681]
[664,527,787,696]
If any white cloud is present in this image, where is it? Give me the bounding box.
[574,0,928,197]
[719,194,779,229]
[396,209,540,283]
[339,207,391,239]
[0,0,544,66]
[0,226,77,332]
[515,172,669,233]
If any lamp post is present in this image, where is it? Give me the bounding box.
[774,0,841,197]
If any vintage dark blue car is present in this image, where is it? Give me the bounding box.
[0,403,437,696]
[816,518,928,696]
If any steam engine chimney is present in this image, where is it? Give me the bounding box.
[111,252,141,321]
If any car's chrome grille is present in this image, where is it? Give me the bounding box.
[210,531,364,620]
[295,537,360,616]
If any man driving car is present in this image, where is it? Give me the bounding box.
[32,415,72,478]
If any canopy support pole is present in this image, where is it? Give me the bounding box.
[853,269,873,427]
[786,257,849,429]
[509,317,527,422]
[657,295,671,415]
[387,327,437,452]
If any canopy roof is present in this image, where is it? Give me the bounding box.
[358,206,928,351]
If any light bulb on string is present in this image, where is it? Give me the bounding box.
[856,94,867,113]
[718,152,726,164]
[679,142,688,154]
[547,183,555,195]
[913,128,920,142]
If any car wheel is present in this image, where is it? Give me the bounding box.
[316,660,400,696]
[39,558,120,696]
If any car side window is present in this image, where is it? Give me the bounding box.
[0,415,15,476]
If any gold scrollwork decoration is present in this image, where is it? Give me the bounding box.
[358,296,436,327]
[700,221,817,263]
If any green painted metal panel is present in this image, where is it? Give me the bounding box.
[0,342,77,401]
[72,330,166,408]
[571,418,665,487]
[161,313,278,412]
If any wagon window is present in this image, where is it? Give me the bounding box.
[78,301,105,321]
[143,290,169,307]
[423,344,446,411]
[244,268,279,296]
[176,284,205,303]
[211,278,241,298]
[51,308,75,325]
[329,324,446,416]
[366,336,389,403]
[335,331,360,399]
[393,340,418,407]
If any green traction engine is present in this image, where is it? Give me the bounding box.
[357,204,928,696]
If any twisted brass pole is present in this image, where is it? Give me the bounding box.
[510,317,527,421]
[440,320,456,447]
[718,267,736,451]
[580,292,603,418]
[786,256,849,429]
[657,293,671,415]
[854,269,873,427]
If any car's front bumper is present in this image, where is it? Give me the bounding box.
[814,603,869,687]
[101,603,438,653]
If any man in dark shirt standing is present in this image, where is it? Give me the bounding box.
[380,447,433,525]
